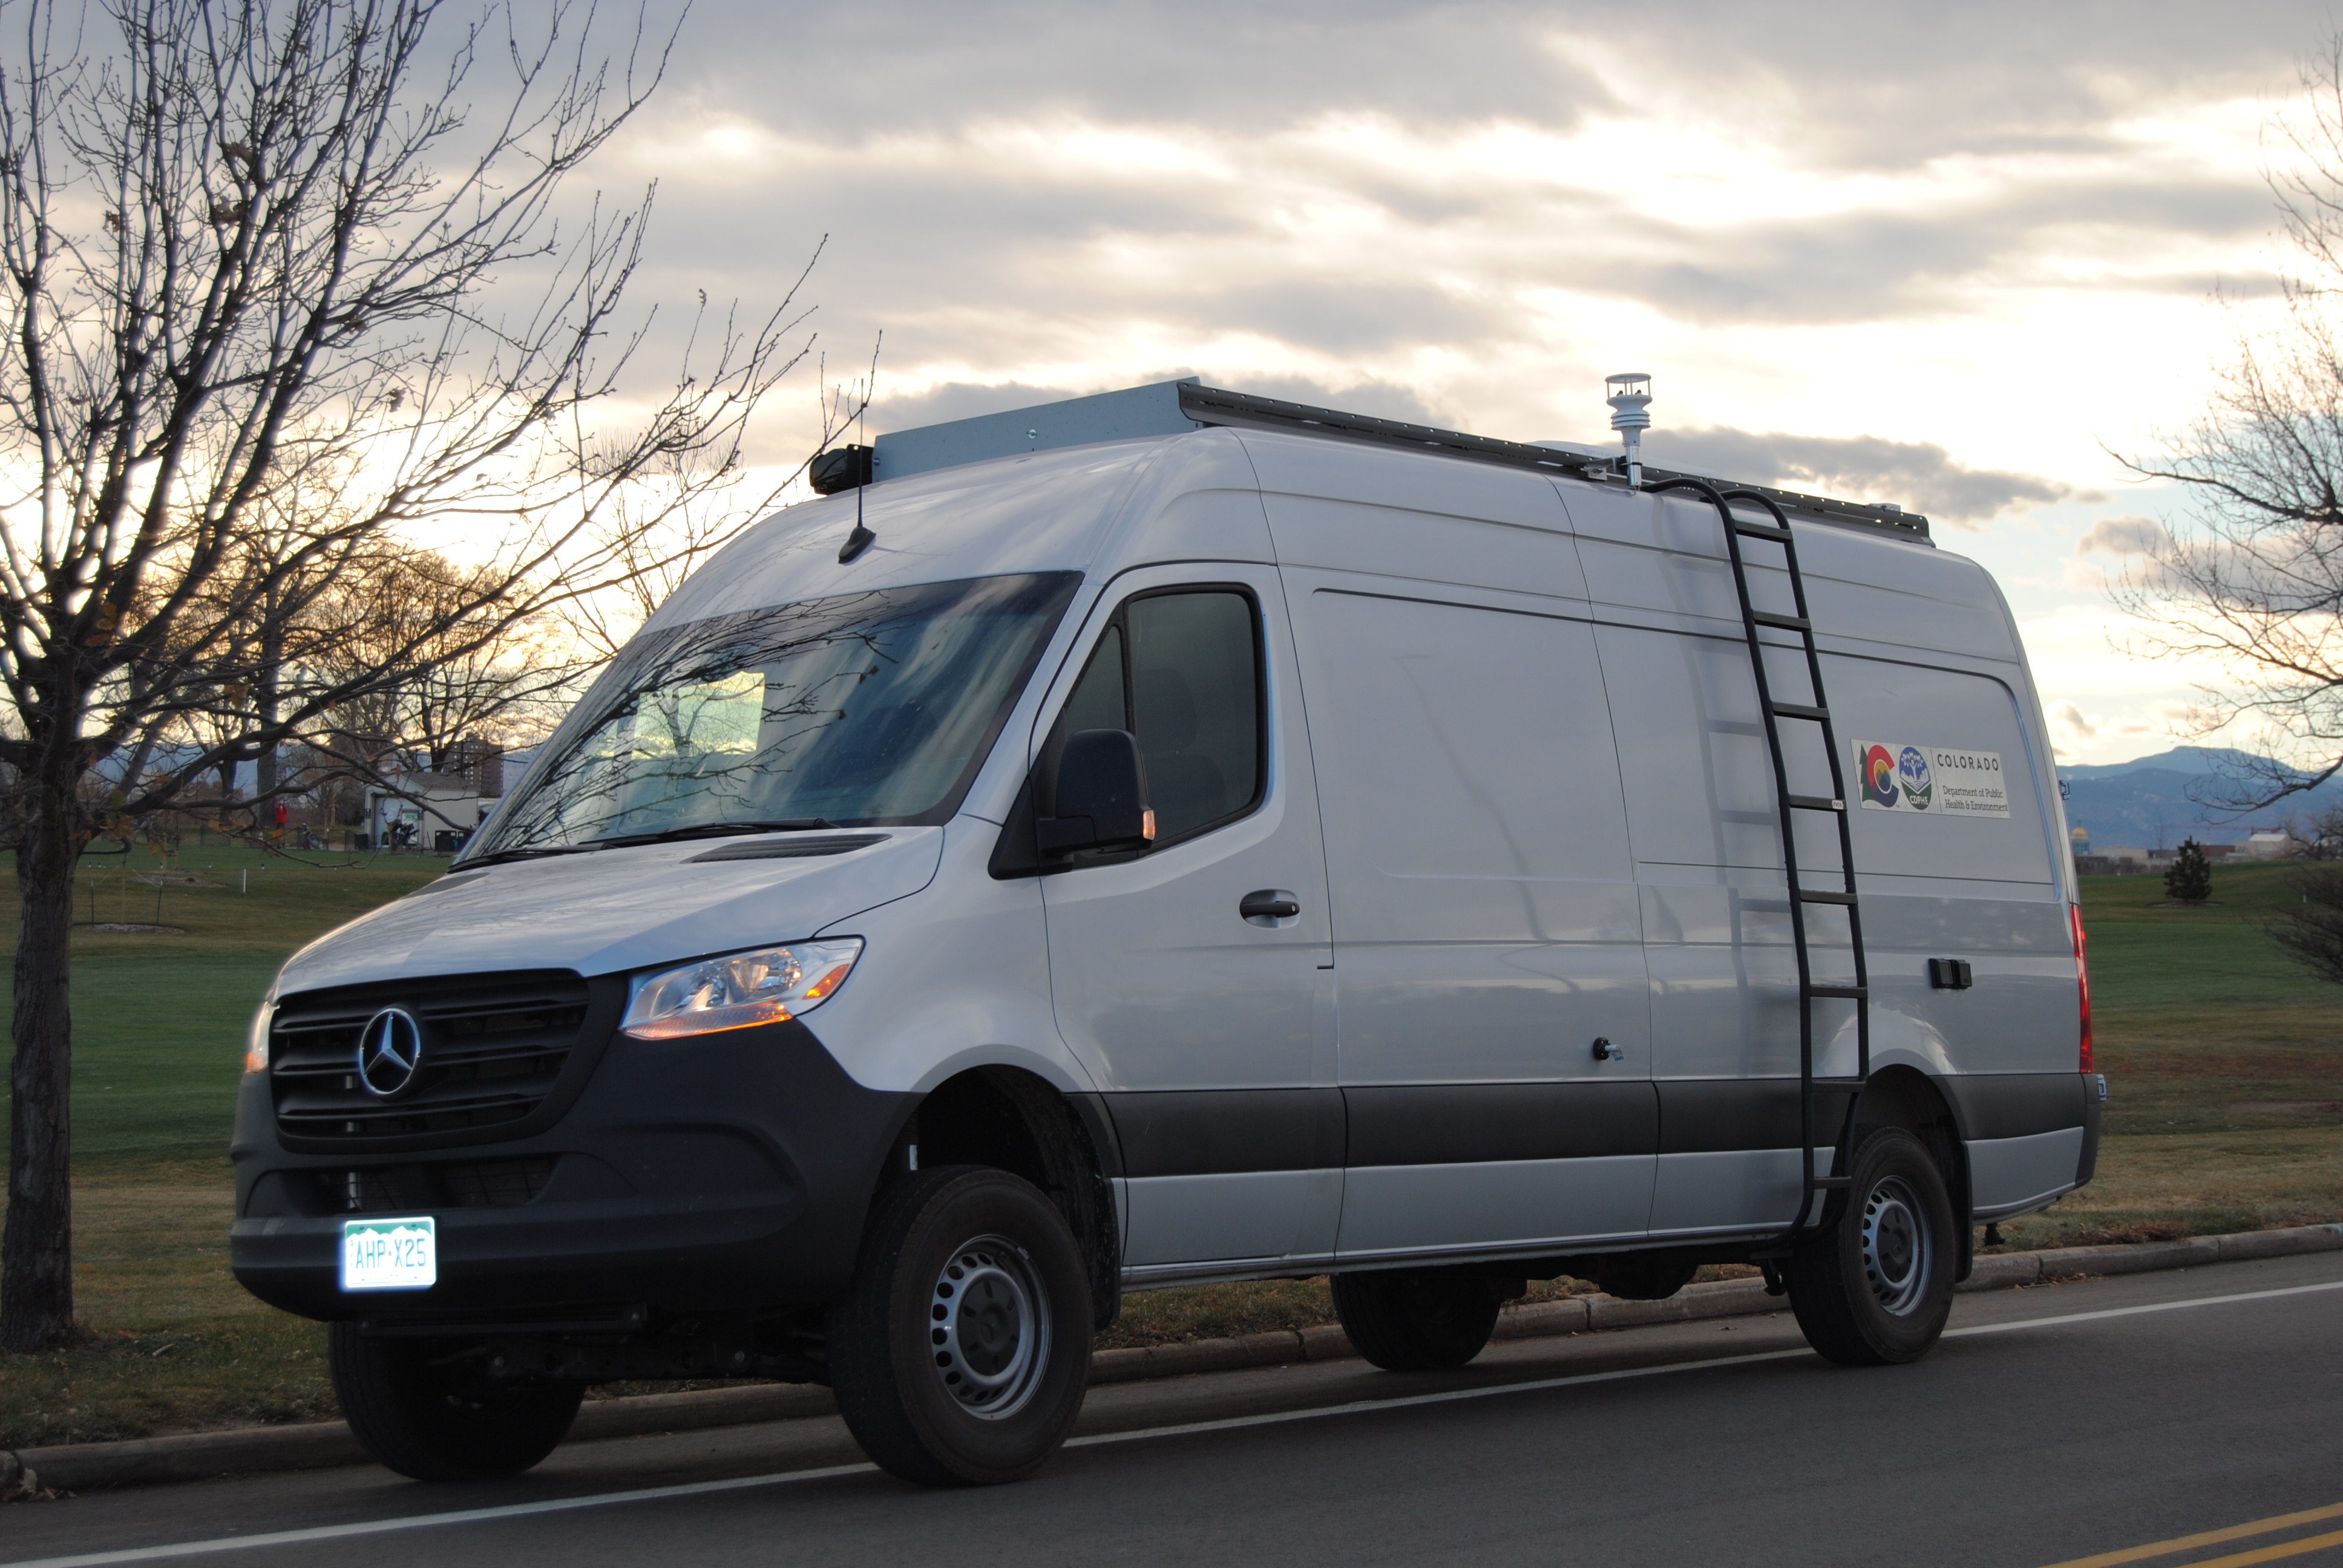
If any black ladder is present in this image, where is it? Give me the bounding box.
[1644,479,1872,1238]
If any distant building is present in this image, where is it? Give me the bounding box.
[444,738,507,800]
[2244,828,2299,860]
[364,772,497,852]
[2070,825,2090,855]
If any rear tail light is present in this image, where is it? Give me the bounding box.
[2071,903,2092,1073]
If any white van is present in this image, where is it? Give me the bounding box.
[231,380,2103,1487]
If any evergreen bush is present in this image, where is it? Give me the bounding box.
[2164,838,2214,903]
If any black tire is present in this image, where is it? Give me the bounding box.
[1786,1126,1957,1367]
[1330,1270,1501,1371]
[327,1324,582,1481]
[827,1165,1093,1486]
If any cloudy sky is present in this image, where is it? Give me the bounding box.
[577,0,2332,766]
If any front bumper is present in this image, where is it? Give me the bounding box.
[230,1014,911,1324]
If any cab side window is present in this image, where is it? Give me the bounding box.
[1055,588,1262,846]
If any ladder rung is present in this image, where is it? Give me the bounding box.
[1797,889,1858,906]
[1809,984,1868,999]
[1771,701,1828,721]
[1786,794,1844,812]
[1751,610,1811,632]
[1733,520,1792,542]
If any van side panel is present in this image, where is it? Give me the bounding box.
[1274,562,1659,1255]
[1556,475,2086,1232]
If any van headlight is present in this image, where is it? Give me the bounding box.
[620,939,863,1041]
[243,999,274,1075]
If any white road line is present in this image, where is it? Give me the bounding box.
[1940,1276,2343,1338]
[10,1272,2341,1568]
[1066,1347,1812,1449]
[0,1466,882,1568]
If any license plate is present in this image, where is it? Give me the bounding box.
[340,1215,437,1292]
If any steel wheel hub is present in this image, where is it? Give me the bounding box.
[1861,1174,1933,1316]
[928,1235,1050,1419]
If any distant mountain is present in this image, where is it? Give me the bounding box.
[2057,747,2343,850]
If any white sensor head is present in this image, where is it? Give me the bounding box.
[1605,372,1653,432]
[1605,372,1651,486]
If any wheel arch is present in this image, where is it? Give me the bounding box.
[1853,1065,1974,1282]
[899,1065,1122,1330]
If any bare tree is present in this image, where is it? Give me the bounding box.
[2289,799,2343,858]
[2116,38,2343,810]
[565,339,878,662]
[309,547,582,778]
[2271,865,2343,981]
[0,0,857,1350]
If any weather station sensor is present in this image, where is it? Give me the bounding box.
[1607,371,1652,486]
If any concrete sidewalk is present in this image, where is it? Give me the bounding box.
[7,1221,2337,1497]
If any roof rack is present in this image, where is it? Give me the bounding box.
[868,379,1932,542]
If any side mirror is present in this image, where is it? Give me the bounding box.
[1037,729,1155,857]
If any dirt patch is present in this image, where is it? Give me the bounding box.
[131,872,220,887]
[80,923,185,934]
[2230,1101,2343,1118]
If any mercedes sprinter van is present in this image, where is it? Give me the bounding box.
[231,380,2102,1486]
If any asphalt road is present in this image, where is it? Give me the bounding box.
[8,1250,2343,1568]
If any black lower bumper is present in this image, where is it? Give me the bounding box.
[230,1015,912,1324]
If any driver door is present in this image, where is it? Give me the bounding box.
[1035,566,1342,1274]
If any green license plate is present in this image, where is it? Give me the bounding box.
[340,1215,436,1292]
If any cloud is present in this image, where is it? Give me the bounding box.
[2076,515,2172,555]
[868,372,1440,437]
[1654,426,2068,523]
[1217,374,1443,425]
[870,381,1082,431]
[528,0,2332,535]
[2052,701,2102,739]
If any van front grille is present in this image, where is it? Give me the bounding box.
[321,1157,560,1214]
[269,971,591,1143]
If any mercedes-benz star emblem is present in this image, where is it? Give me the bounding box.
[356,1007,424,1098]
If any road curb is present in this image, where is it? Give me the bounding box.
[10,1220,2339,1496]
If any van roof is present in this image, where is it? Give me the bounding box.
[870,379,1933,544]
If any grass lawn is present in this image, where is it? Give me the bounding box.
[1,844,447,1448]
[2,852,2339,1448]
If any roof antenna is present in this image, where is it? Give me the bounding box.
[830,371,877,563]
[1606,372,1651,487]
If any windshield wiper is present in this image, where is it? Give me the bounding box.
[587,818,840,849]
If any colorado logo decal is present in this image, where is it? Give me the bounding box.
[1863,744,1899,809]
[1853,739,2010,818]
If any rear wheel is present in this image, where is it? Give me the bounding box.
[827,1165,1093,1486]
[328,1324,582,1481]
[1330,1270,1502,1371]
[1785,1126,1956,1366]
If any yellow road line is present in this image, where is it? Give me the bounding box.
[2043,1504,2343,1568]
[2186,1527,2343,1567]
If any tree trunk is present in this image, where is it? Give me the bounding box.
[257,587,283,800]
[2,778,81,1351]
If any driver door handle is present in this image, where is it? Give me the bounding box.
[1240,889,1301,922]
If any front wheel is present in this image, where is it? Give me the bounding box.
[1785,1127,1956,1366]
[827,1166,1093,1486]
[328,1324,582,1481]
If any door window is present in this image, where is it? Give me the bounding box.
[1054,588,1263,847]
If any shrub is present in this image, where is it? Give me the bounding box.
[2164,838,2214,903]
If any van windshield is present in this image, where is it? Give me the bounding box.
[470,572,1080,858]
